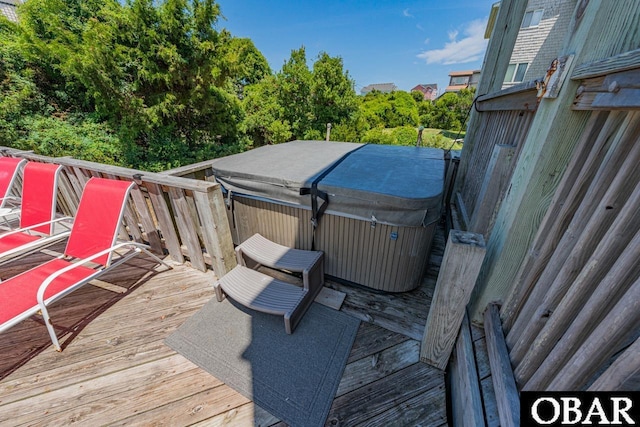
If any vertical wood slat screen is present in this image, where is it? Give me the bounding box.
[454,83,538,238]
[500,110,640,391]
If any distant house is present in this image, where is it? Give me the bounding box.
[444,70,481,93]
[411,84,438,101]
[360,83,398,95]
[486,0,575,88]
[0,0,20,22]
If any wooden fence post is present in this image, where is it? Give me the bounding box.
[484,304,519,427]
[420,230,486,370]
[471,144,516,239]
[193,184,237,277]
[588,336,640,391]
[448,312,486,427]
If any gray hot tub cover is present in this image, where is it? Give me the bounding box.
[210,140,444,227]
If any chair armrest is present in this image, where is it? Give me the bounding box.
[0,216,73,239]
[36,241,148,306]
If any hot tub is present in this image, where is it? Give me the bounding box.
[211,140,444,292]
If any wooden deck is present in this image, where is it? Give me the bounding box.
[0,225,447,426]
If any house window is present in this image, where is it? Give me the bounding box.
[504,63,529,83]
[450,76,469,86]
[521,9,544,28]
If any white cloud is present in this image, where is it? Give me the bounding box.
[417,19,488,65]
[423,37,430,44]
[403,8,413,17]
[416,24,425,31]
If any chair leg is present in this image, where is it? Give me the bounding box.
[139,247,173,270]
[40,305,62,352]
[214,281,226,302]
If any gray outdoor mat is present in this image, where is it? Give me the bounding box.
[165,297,360,427]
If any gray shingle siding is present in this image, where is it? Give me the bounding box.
[504,0,576,88]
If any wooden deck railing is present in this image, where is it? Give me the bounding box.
[452,81,538,238]
[0,147,236,276]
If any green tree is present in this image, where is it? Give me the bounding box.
[241,47,358,145]
[359,91,391,128]
[418,98,436,128]
[0,18,44,145]
[360,90,419,129]
[385,91,419,127]
[277,47,313,139]
[12,0,248,170]
[242,75,291,146]
[225,37,271,98]
[15,115,122,165]
[310,52,358,135]
[426,88,475,131]
[410,90,425,103]
[16,0,103,112]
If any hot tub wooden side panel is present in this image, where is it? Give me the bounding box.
[229,195,435,292]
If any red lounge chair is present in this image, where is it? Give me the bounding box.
[0,162,72,263]
[0,177,171,351]
[0,157,27,218]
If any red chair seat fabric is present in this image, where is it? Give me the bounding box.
[0,232,41,254]
[0,259,96,325]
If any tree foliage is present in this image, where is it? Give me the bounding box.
[225,37,271,98]
[360,90,419,129]
[243,47,358,145]
[420,87,475,131]
[0,1,474,170]
[4,0,249,170]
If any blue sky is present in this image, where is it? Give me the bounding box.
[216,0,496,95]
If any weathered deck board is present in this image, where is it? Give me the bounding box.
[327,362,444,427]
[336,339,420,397]
[189,402,281,427]
[361,384,448,427]
[0,222,445,426]
[346,321,409,364]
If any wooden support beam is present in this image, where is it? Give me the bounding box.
[420,230,485,370]
[168,187,207,272]
[147,183,184,264]
[507,112,640,369]
[484,304,519,427]
[468,0,640,323]
[573,69,640,111]
[476,82,538,112]
[546,276,640,391]
[454,192,470,231]
[193,185,237,277]
[471,144,517,240]
[520,184,640,390]
[500,111,619,331]
[588,337,640,391]
[448,312,486,427]
[129,186,164,254]
[571,47,640,80]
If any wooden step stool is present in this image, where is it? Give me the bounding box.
[214,233,324,334]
